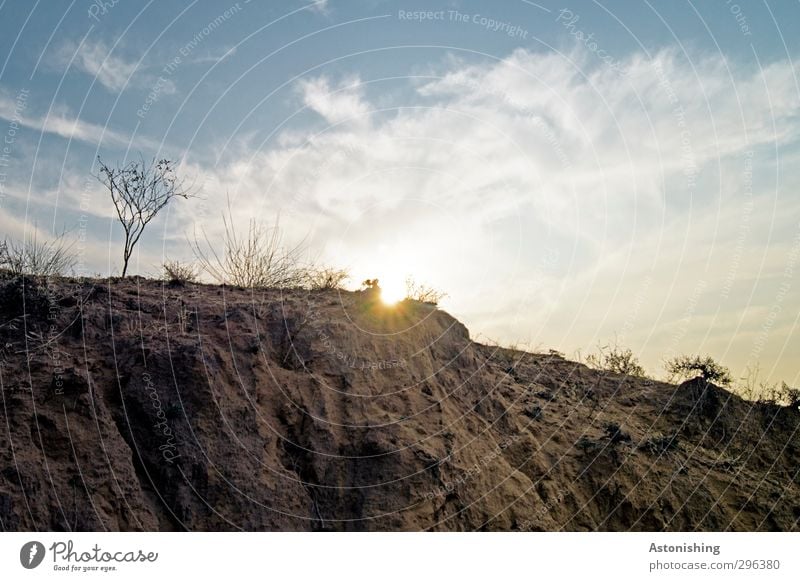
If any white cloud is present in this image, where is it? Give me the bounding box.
[306,0,330,15]
[0,92,159,149]
[189,46,238,66]
[135,47,800,382]
[56,39,141,93]
[297,75,370,125]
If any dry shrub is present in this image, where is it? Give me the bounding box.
[405,277,447,305]
[586,341,646,378]
[163,260,198,285]
[191,202,307,289]
[0,232,76,277]
[306,266,349,290]
[665,355,732,386]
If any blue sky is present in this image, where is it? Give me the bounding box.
[0,0,798,387]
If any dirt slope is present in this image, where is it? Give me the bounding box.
[1,274,798,531]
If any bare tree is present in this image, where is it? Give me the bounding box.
[96,156,193,277]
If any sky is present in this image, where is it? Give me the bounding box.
[0,0,798,388]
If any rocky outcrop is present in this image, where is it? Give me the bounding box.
[1,275,798,531]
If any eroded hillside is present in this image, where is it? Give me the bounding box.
[1,275,798,531]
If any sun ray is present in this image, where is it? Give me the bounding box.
[379,277,406,305]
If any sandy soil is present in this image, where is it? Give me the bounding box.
[0,274,798,531]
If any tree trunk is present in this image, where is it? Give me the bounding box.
[121,238,131,277]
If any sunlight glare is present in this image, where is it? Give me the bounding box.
[380,278,406,305]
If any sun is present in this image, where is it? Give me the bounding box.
[379,277,406,305]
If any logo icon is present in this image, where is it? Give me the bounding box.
[20,541,46,569]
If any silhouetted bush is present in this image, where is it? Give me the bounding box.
[756,380,800,408]
[733,366,799,408]
[191,201,307,289]
[306,266,349,290]
[665,355,732,386]
[0,232,76,277]
[404,277,446,305]
[784,385,800,409]
[163,260,198,286]
[586,342,646,377]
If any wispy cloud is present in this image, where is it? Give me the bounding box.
[52,37,239,97]
[55,38,143,93]
[306,0,330,15]
[188,46,800,382]
[187,46,238,65]
[297,75,369,125]
[0,90,159,149]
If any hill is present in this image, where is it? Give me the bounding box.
[0,274,798,531]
